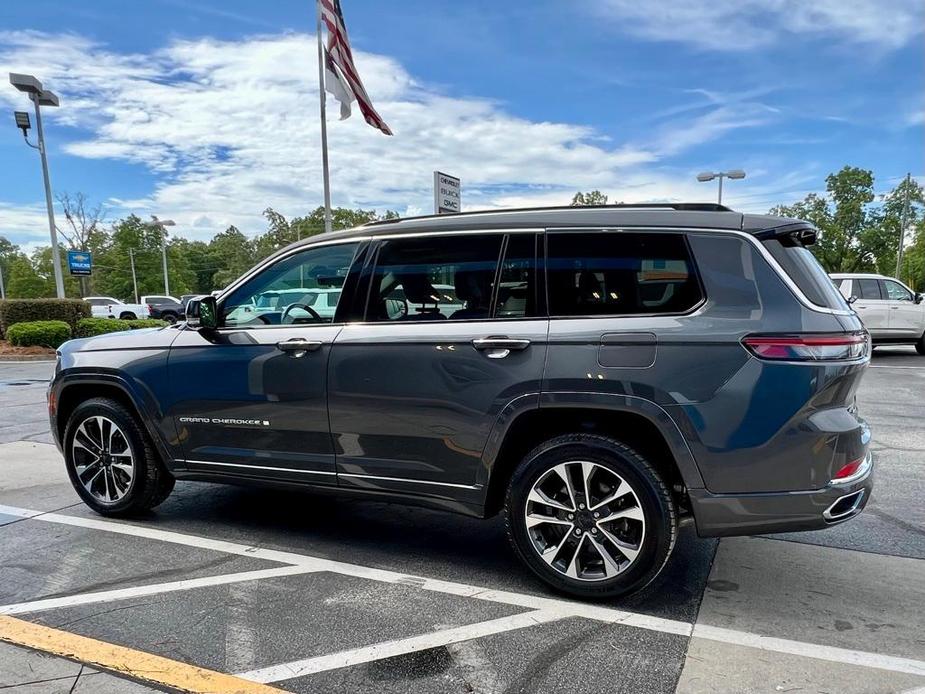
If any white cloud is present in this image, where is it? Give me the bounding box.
[0,30,784,242]
[592,0,924,51]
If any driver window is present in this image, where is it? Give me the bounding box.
[220,242,359,328]
[884,280,912,302]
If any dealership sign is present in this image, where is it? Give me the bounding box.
[433,171,460,214]
[67,250,92,276]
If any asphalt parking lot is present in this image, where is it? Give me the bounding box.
[1,350,924,693]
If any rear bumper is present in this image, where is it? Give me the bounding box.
[690,451,873,537]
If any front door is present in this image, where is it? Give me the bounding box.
[328,231,547,500]
[169,241,361,484]
[883,278,922,337]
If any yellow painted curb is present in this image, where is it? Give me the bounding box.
[0,615,288,694]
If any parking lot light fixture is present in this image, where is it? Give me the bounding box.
[14,110,30,135]
[696,169,747,205]
[9,72,65,298]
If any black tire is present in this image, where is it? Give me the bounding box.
[504,433,677,599]
[119,312,137,320]
[63,397,175,517]
[916,334,925,355]
[160,312,178,325]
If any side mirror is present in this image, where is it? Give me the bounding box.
[847,295,858,305]
[915,293,924,305]
[185,295,218,330]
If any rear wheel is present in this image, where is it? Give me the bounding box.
[160,312,178,325]
[119,312,137,320]
[505,433,676,599]
[64,397,174,516]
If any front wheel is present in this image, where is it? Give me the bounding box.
[119,312,137,320]
[505,433,676,599]
[916,333,925,355]
[63,397,175,516]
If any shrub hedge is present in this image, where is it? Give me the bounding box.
[5,320,72,349]
[0,299,91,338]
[75,317,167,338]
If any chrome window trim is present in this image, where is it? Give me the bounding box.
[214,224,851,319]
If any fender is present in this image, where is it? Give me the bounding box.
[52,370,183,473]
[479,390,705,491]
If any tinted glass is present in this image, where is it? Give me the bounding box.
[146,296,173,304]
[547,232,702,316]
[221,242,358,327]
[496,234,537,318]
[884,280,913,301]
[367,234,503,322]
[762,239,847,309]
[856,279,882,300]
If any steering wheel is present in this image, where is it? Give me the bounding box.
[281,303,322,324]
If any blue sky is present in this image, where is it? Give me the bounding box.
[0,0,922,249]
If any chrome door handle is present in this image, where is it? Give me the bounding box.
[277,338,323,356]
[890,306,900,310]
[472,337,530,359]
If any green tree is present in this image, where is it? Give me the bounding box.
[209,225,256,289]
[571,190,609,206]
[770,166,878,272]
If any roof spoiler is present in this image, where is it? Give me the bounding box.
[754,222,818,247]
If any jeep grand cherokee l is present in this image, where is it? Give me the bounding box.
[48,204,873,599]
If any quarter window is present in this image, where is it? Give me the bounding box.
[546,232,702,316]
[221,242,359,327]
[884,280,913,301]
[366,234,504,321]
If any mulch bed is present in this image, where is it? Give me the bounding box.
[0,340,57,358]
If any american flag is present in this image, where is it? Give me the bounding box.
[320,0,392,135]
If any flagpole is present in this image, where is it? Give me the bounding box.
[315,0,333,233]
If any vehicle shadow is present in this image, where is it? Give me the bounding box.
[156,482,717,622]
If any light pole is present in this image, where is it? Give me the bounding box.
[696,169,746,205]
[10,73,65,298]
[129,248,139,304]
[151,216,175,296]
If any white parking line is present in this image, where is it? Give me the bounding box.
[694,625,925,677]
[0,565,316,616]
[2,503,924,678]
[239,610,565,683]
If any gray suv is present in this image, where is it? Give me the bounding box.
[49,204,873,598]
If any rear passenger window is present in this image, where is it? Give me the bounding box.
[856,279,882,300]
[495,234,537,318]
[367,234,504,321]
[546,232,702,316]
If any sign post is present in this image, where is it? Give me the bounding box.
[67,250,92,276]
[433,171,461,214]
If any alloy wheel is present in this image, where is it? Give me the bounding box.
[524,461,646,581]
[71,415,135,504]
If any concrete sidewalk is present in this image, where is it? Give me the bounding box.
[0,642,164,693]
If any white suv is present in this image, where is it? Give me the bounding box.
[831,273,925,354]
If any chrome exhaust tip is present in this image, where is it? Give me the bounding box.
[823,489,865,522]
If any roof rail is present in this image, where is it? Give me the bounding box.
[364,202,734,226]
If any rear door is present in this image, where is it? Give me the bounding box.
[851,278,890,337]
[882,279,922,337]
[328,231,547,499]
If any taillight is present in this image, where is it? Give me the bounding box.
[833,458,863,480]
[742,333,869,361]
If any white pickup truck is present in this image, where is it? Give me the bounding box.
[83,296,151,320]
[831,273,925,354]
